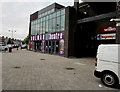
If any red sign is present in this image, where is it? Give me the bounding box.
[98,26,116,33]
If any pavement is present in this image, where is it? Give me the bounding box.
[2,48,120,90]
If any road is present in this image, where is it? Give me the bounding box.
[2,49,119,90]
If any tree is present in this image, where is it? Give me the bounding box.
[24,35,29,44]
[7,38,14,44]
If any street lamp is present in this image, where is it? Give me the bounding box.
[8,30,16,38]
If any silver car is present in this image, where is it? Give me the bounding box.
[0,44,8,51]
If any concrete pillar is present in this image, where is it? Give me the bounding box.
[64,7,77,57]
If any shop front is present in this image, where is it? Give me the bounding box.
[31,31,64,55]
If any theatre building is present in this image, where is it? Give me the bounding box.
[29,1,119,57]
[29,3,65,55]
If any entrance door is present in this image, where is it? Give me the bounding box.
[48,41,51,54]
[50,41,55,54]
[56,40,59,54]
[45,41,49,53]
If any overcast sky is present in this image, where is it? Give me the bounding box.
[0,0,83,40]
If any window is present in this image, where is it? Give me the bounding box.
[31,21,34,26]
[43,22,45,34]
[57,11,60,17]
[40,23,43,34]
[35,24,37,35]
[52,18,56,32]
[51,8,55,13]
[43,17,45,22]
[48,15,50,20]
[48,10,51,14]
[40,23,43,33]
[36,24,38,35]
[41,18,43,22]
[50,14,53,19]
[56,16,60,31]
[46,16,48,20]
[48,19,53,33]
[38,14,41,18]
[52,12,56,18]
[45,11,47,16]
[38,18,41,23]
[42,13,45,17]
[46,21,48,33]
[61,15,65,31]
[61,9,65,15]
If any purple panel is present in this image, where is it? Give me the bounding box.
[41,40,46,52]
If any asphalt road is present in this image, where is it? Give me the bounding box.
[2,49,120,90]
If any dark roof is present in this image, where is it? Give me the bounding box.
[38,3,65,14]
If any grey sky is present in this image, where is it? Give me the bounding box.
[1,0,82,40]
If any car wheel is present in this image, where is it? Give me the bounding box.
[101,72,119,87]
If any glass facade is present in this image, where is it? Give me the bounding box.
[31,9,65,35]
[30,8,65,55]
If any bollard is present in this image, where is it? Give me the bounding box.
[9,47,12,52]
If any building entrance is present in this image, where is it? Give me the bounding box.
[45,40,60,54]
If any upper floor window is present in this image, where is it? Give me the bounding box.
[51,8,55,13]
[61,9,65,15]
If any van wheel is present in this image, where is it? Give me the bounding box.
[101,72,119,87]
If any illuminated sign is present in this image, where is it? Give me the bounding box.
[97,33,116,40]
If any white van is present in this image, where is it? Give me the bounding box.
[94,44,120,87]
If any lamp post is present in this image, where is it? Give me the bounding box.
[8,30,16,39]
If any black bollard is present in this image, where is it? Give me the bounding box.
[9,47,12,52]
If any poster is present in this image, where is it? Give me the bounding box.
[59,39,64,55]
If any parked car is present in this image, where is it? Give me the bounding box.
[21,44,27,49]
[0,44,8,51]
[7,44,13,48]
[94,44,120,87]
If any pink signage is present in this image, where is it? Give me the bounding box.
[31,31,64,41]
